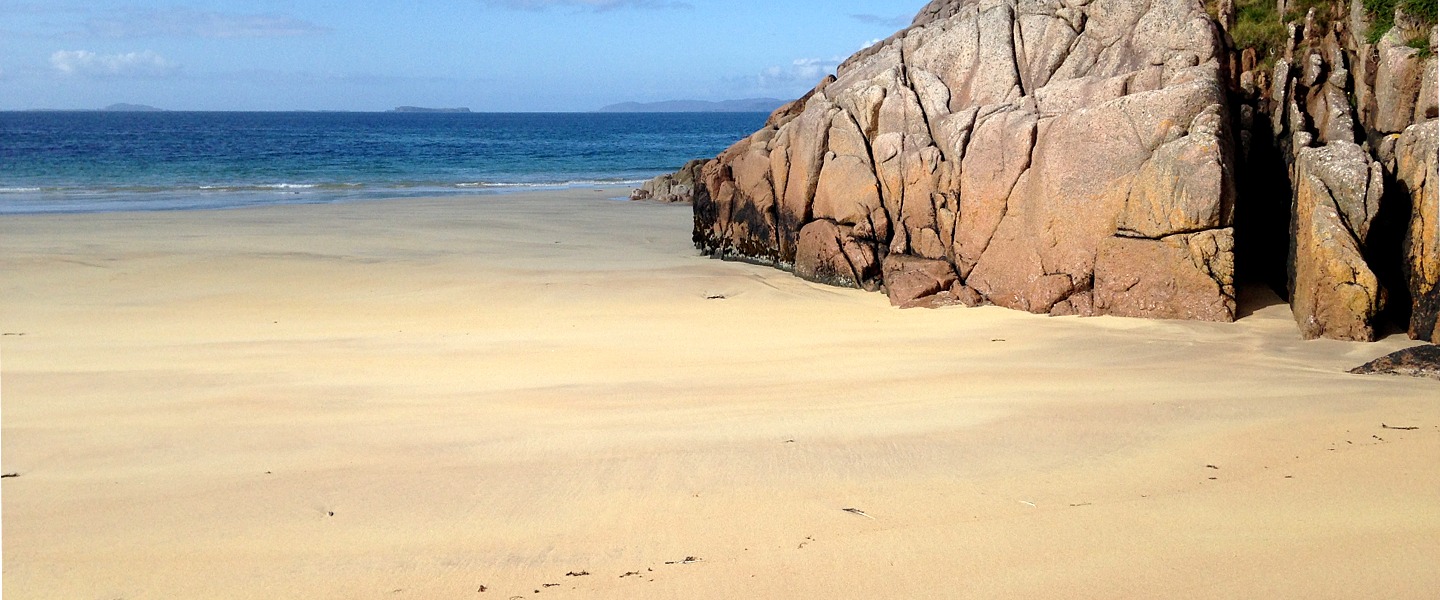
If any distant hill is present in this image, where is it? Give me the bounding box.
[390,106,472,113]
[103,103,166,112]
[598,98,787,113]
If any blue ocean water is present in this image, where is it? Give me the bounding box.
[0,111,766,214]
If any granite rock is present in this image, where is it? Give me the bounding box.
[690,0,1237,321]
[1374,29,1430,134]
[1394,120,1439,341]
[1289,142,1386,341]
[881,254,959,307]
[632,159,705,203]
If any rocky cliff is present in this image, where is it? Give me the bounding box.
[1224,0,1437,341]
[694,0,1237,321]
[646,0,1439,343]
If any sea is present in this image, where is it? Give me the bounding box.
[0,111,768,214]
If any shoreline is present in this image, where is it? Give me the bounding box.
[3,190,1437,599]
[0,181,646,217]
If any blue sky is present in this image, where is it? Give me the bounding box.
[0,0,925,111]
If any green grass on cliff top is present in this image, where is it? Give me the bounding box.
[1218,0,1333,58]
[1365,0,1438,43]
[1209,0,1436,56]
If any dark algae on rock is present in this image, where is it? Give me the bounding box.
[1351,344,1440,378]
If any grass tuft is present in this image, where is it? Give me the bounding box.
[1205,0,1435,57]
[1365,0,1439,44]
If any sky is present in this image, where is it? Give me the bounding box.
[0,0,927,111]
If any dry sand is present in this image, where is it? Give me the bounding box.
[2,189,1437,599]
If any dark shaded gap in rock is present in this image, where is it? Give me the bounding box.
[764,142,786,257]
[1010,13,1028,98]
[1231,111,1294,300]
[834,227,863,287]
[692,171,717,252]
[1365,168,1415,336]
[897,41,938,149]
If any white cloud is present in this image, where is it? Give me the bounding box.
[850,14,910,28]
[84,8,329,39]
[759,57,842,88]
[860,38,883,50]
[2,2,79,16]
[50,50,177,77]
[724,56,844,100]
[483,0,691,11]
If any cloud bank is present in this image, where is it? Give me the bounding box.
[482,0,691,11]
[51,50,177,77]
[723,56,842,100]
[85,8,329,39]
[850,13,911,28]
[759,57,841,89]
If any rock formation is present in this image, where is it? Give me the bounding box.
[692,0,1239,321]
[645,0,1439,344]
[632,159,705,203]
[1393,120,1439,341]
[1229,1,1437,341]
[1350,343,1440,379]
[1288,142,1386,340]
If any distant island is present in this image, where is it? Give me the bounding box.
[102,103,167,112]
[389,106,472,113]
[598,98,787,113]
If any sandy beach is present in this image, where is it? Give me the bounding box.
[2,189,1437,599]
